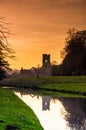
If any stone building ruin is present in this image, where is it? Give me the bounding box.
[20,54,51,77]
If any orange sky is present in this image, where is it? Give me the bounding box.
[0,0,86,69]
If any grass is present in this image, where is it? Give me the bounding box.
[0,76,86,97]
[0,87,43,130]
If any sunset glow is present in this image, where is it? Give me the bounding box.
[0,0,86,69]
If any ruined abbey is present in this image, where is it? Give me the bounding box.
[20,54,51,77]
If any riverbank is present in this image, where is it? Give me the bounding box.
[0,87,43,130]
[0,76,86,97]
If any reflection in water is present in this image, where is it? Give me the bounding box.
[42,96,50,110]
[59,98,86,130]
[12,88,86,130]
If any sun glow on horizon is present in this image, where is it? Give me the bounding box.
[0,0,86,69]
[9,34,65,69]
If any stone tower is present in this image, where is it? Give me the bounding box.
[42,54,51,67]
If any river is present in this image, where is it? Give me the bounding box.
[13,88,86,130]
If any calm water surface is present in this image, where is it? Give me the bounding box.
[13,88,86,130]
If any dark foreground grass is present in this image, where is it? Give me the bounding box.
[0,87,43,130]
[0,76,86,97]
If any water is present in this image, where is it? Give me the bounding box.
[13,88,86,130]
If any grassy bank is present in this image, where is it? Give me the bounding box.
[0,76,86,97]
[0,87,43,130]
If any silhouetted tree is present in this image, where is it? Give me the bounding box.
[0,18,14,80]
[51,61,59,76]
[61,28,86,75]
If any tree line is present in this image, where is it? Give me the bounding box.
[0,18,14,80]
[52,28,86,76]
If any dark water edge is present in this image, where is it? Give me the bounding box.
[6,85,86,98]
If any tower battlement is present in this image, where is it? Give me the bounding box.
[42,54,51,67]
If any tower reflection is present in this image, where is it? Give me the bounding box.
[42,96,50,110]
